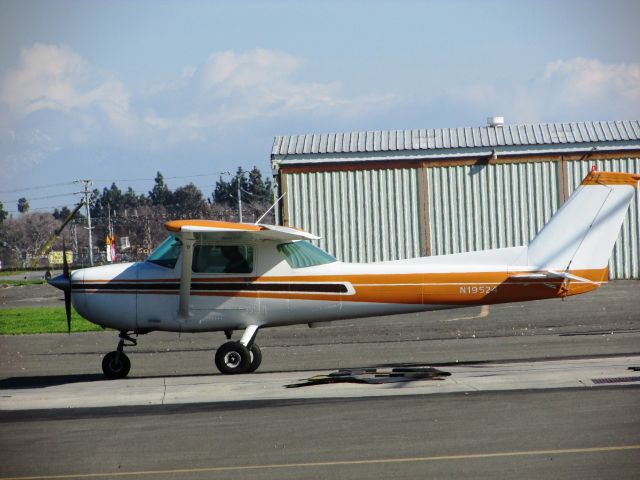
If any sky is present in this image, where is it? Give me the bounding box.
[1,0,639,213]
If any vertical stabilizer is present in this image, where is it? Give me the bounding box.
[527,171,639,271]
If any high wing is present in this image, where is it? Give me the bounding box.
[165,220,320,241]
[164,220,320,319]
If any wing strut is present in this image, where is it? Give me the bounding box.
[178,233,195,319]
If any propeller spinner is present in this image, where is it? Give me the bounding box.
[46,240,72,332]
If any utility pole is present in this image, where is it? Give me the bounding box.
[77,180,94,266]
[236,171,243,223]
[71,222,78,256]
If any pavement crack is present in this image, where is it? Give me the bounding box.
[161,377,167,405]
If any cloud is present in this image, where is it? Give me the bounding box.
[0,44,397,169]
[199,49,301,95]
[141,48,396,142]
[541,57,640,108]
[444,57,640,123]
[143,48,356,123]
[0,44,134,132]
[176,48,347,117]
[3,46,636,170]
[0,44,141,173]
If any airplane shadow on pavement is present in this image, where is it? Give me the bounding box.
[0,374,106,389]
[0,372,220,389]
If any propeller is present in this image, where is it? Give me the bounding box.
[46,238,72,333]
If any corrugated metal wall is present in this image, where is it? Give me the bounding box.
[282,158,639,278]
[427,161,559,255]
[285,168,422,262]
[567,158,640,279]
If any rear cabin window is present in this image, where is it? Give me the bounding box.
[277,241,337,268]
[146,236,182,269]
[192,245,253,274]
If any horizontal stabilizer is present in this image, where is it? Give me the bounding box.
[509,270,598,285]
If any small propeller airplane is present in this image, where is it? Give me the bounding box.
[48,170,639,378]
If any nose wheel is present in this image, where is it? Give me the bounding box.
[102,351,131,379]
[102,331,136,379]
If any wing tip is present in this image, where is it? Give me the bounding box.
[165,220,263,233]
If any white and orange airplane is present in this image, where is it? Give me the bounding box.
[49,170,639,378]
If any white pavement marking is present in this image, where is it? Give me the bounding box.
[1,445,639,479]
[444,304,490,322]
[1,356,639,411]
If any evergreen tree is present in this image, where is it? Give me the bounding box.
[53,206,72,220]
[213,176,233,205]
[17,197,29,213]
[173,183,207,216]
[213,168,239,207]
[88,188,103,218]
[93,183,124,218]
[149,172,173,206]
[122,187,146,210]
[247,166,272,204]
[0,202,7,224]
[212,167,272,208]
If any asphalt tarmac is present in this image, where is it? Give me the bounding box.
[0,281,639,479]
[1,389,639,480]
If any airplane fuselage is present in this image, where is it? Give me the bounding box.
[69,242,604,334]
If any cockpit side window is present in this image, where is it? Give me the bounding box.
[192,245,253,274]
[277,241,337,268]
[146,236,182,269]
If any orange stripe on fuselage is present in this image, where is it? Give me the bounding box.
[76,268,607,305]
[197,268,605,304]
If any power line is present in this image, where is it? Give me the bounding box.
[5,205,70,214]
[93,171,233,183]
[0,184,256,211]
[1,170,270,214]
[0,181,76,194]
[1,191,81,204]
[0,172,234,197]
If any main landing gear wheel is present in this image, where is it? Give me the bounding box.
[215,341,253,374]
[102,351,131,379]
[247,343,262,373]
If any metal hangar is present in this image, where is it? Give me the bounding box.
[271,119,640,279]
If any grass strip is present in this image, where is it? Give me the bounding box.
[0,307,104,334]
[0,279,47,286]
[0,270,44,277]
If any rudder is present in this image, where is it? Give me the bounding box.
[527,171,639,271]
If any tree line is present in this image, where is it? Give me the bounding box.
[0,166,274,269]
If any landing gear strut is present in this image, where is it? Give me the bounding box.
[214,325,262,375]
[102,331,136,379]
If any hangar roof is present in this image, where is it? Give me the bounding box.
[272,120,640,159]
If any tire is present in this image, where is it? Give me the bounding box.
[247,343,262,373]
[215,341,251,374]
[102,351,131,379]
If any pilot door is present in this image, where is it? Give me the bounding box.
[187,242,257,331]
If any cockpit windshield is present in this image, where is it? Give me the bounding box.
[277,241,337,268]
[146,236,182,269]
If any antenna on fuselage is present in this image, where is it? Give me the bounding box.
[254,192,287,225]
